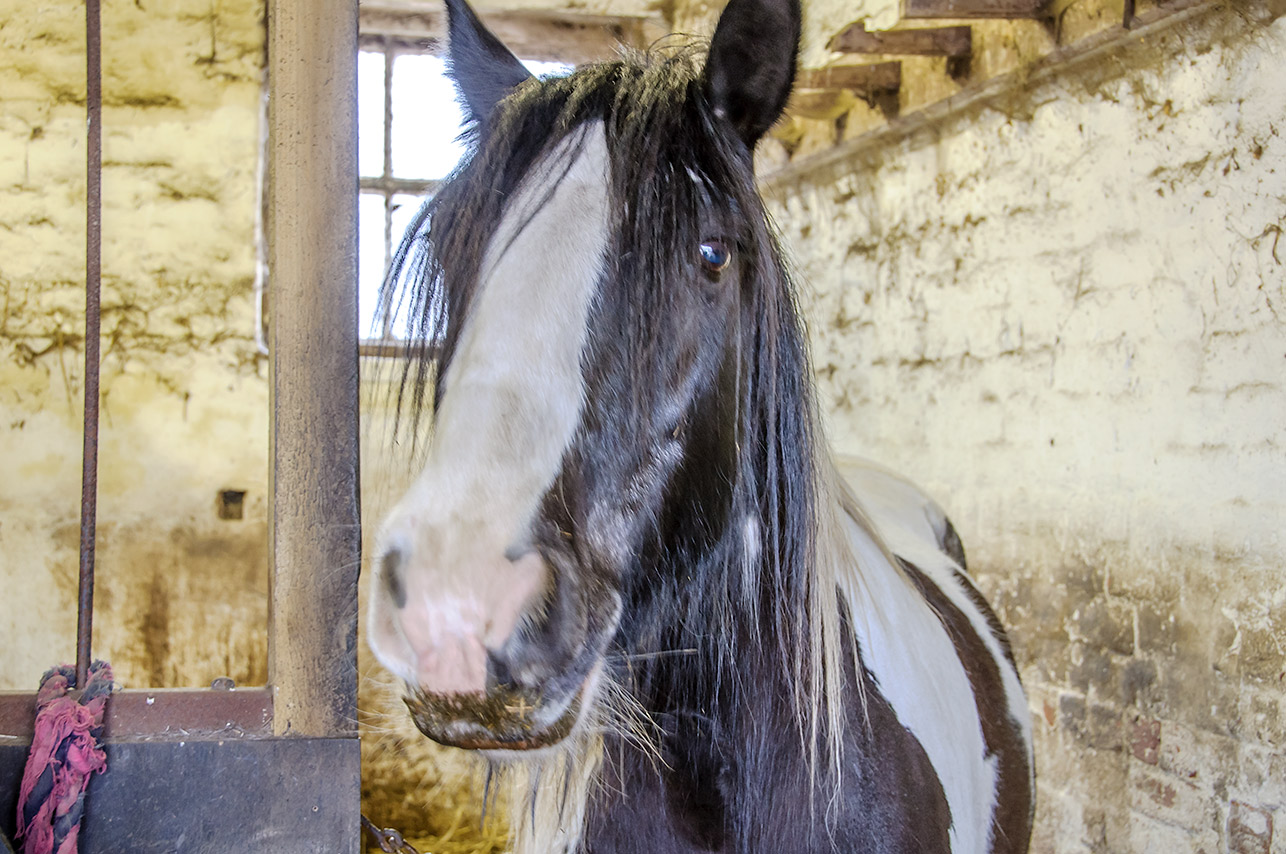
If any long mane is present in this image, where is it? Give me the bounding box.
[380,49,854,851]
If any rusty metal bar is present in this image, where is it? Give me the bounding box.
[77,0,103,691]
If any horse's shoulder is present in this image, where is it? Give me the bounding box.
[833,455,967,572]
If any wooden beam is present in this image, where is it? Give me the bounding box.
[266,0,362,741]
[828,22,972,58]
[763,0,1216,187]
[359,3,658,62]
[797,61,902,96]
[0,688,273,741]
[902,0,1049,18]
[787,89,860,120]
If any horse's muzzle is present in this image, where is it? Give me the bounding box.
[403,682,585,751]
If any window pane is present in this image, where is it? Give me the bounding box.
[359,192,388,337]
[358,51,386,178]
[391,54,466,180]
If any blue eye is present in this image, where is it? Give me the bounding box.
[699,240,731,274]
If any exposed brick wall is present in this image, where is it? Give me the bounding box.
[763,4,1286,851]
[0,0,269,692]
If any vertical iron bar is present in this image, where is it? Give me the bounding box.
[78,0,103,690]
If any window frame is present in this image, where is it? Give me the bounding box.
[358,34,446,355]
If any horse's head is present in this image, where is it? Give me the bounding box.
[368,0,810,753]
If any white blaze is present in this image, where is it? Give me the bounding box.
[370,123,612,691]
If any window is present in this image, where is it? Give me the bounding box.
[357,39,569,347]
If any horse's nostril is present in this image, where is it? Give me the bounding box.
[487,649,516,689]
[381,547,407,609]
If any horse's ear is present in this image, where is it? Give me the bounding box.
[702,0,801,151]
[444,0,533,125]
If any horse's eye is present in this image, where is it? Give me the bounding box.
[699,240,731,275]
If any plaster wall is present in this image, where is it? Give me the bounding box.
[5,2,1283,853]
[761,4,1286,851]
[0,0,268,692]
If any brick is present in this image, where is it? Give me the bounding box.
[1130,717,1160,766]
[1074,598,1135,657]
[1086,703,1123,752]
[1156,719,1237,789]
[1060,692,1088,740]
[1128,764,1213,832]
[1120,658,1157,708]
[1127,812,1219,854]
[1068,643,1114,696]
[1228,801,1273,854]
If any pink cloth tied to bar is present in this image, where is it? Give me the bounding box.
[15,662,113,854]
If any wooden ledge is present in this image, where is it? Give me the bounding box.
[0,687,273,743]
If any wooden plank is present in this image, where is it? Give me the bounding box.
[787,89,860,120]
[359,3,658,62]
[1,739,359,853]
[797,62,902,95]
[828,22,972,57]
[762,0,1214,187]
[0,688,272,742]
[903,0,1049,18]
[266,0,362,740]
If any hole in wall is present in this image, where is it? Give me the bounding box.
[217,489,246,520]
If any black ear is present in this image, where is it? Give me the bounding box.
[445,0,534,125]
[702,0,801,150]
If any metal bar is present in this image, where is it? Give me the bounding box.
[0,688,274,742]
[77,0,103,691]
[828,22,972,57]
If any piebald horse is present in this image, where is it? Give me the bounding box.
[367,0,1034,850]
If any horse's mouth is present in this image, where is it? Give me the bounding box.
[404,682,586,752]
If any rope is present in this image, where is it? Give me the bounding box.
[15,662,113,854]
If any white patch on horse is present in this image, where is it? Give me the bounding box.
[370,123,612,693]
[840,459,1034,780]
[829,467,998,854]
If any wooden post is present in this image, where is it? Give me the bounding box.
[266,0,361,739]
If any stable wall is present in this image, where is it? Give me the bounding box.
[761,3,1286,851]
[0,0,268,692]
[4,1,1283,852]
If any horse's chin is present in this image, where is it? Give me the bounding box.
[405,670,597,755]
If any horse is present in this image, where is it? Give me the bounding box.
[366,0,1035,849]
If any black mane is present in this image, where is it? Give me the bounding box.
[380,45,833,812]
